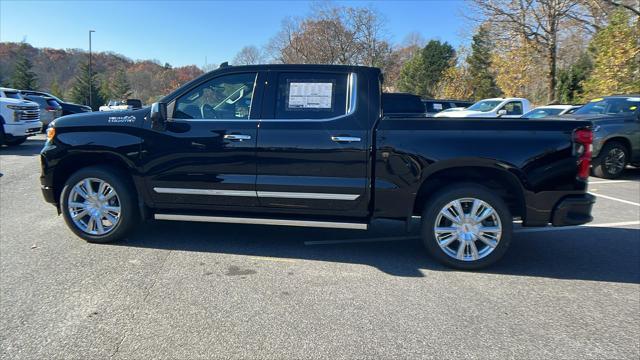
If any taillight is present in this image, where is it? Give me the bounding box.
[574,128,593,180]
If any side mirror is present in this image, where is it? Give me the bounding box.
[497,109,507,117]
[150,102,167,129]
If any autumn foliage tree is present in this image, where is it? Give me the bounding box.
[581,10,640,99]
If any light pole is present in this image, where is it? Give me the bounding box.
[89,30,95,109]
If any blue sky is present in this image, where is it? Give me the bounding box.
[0,0,470,67]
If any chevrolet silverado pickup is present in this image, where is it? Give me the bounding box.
[40,64,595,269]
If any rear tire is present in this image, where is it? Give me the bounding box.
[592,141,628,179]
[60,166,139,243]
[421,184,512,270]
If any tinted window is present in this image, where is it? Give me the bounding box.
[467,100,502,112]
[25,96,46,106]
[275,72,348,119]
[502,101,523,115]
[5,91,22,99]
[574,97,639,115]
[174,72,257,120]
[382,93,424,114]
[523,108,563,118]
[46,99,61,108]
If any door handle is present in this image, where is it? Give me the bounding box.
[331,136,361,143]
[224,134,251,141]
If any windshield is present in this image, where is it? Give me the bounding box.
[523,108,564,119]
[467,100,502,112]
[4,91,22,100]
[574,97,639,115]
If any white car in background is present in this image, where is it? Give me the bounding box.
[435,97,532,118]
[0,87,42,146]
[521,105,581,119]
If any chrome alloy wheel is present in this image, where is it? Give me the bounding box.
[604,148,626,175]
[433,198,502,262]
[67,178,121,235]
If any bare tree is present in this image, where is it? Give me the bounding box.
[470,0,595,102]
[266,4,393,68]
[232,46,266,65]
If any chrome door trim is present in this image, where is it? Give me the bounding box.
[257,191,360,200]
[153,187,256,197]
[154,213,368,230]
[331,136,361,143]
[153,187,360,200]
[223,134,252,140]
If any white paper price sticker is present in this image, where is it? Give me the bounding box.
[288,82,333,109]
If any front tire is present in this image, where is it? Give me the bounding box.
[592,141,628,179]
[4,137,27,146]
[421,184,513,270]
[60,166,139,243]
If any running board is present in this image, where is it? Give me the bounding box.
[154,213,368,230]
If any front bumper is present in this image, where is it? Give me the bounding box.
[551,194,595,226]
[3,121,42,138]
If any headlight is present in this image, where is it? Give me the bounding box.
[46,127,56,141]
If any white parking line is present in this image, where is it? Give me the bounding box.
[589,192,640,207]
[514,221,640,233]
[589,180,632,184]
[303,221,640,245]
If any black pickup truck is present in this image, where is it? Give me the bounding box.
[40,64,595,269]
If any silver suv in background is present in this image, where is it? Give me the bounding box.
[22,94,62,131]
[567,95,640,178]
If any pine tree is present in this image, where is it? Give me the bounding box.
[110,68,132,99]
[99,77,113,102]
[581,10,640,99]
[49,78,64,99]
[397,40,456,98]
[556,53,592,104]
[11,54,38,90]
[467,25,501,100]
[69,62,104,110]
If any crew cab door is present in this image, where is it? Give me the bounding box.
[142,71,264,208]
[255,71,370,216]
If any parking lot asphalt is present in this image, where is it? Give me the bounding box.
[1,135,639,359]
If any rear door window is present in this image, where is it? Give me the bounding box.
[275,72,349,119]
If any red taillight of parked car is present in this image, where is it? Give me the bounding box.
[574,128,593,180]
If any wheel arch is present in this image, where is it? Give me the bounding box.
[601,136,632,156]
[412,161,526,219]
[52,152,144,210]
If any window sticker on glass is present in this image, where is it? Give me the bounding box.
[288,82,333,109]
[433,103,443,110]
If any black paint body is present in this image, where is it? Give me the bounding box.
[40,65,594,226]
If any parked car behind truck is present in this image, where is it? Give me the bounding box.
[23,94,62,131]
[41,64,595,269]
[436,98,532,118]
[20,90,92,116]
[0,87,42,146]
[563,95,640,178]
